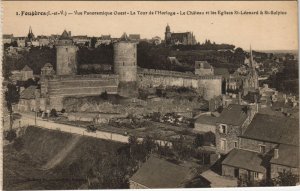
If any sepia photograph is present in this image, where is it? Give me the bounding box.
[1,0,299,190]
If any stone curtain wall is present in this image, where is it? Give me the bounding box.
[44,75,119,110]
[137,68,222,100]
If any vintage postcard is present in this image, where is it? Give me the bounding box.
[1,0,299,190]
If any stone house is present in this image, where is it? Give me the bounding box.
[195,61,214,76]
[41,63,55,76]
[221,114,299,183]
[194,113,218,133]
[215,104,252,155]
[20,65,34,81]
[18,86,39,112]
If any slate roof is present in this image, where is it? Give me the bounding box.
[270,144,299,168]
[130,156,191,188]
[20,86,37,100]
[22,65,33,71]
[216,104,249,126]
[222,149,266,173]
[129,34,140,40]
[214,68,230,77]
[195,115,218,126]
[43,63,53,68]
[120,33,130,41]
[240,114,299,146]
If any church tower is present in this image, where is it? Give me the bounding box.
[27,26,35,41]
[56,30,78,75]
[246,46,259,91]
[165,24,172,45]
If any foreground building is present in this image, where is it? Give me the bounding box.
[222,114,299,183]
[129,156,195,188]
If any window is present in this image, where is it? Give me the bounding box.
[219,124,227,134]
[260,145,266,154]
[220,139,226,151]
[254,172,263,180]
[234,141,238,148]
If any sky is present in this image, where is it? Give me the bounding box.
[2,1,298,51]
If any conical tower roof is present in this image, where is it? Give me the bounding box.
[120,32,130,41]
[59,30,71,40]
[22,65,33,71]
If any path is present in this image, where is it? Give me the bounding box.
[18,112,129,143]
[41,135,81,170]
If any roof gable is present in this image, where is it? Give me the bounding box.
[217,104,249,126]
[20,86,37,99]
[22,65,33,71]
[222,149,266,173]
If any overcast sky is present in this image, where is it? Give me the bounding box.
[3,1,298,51]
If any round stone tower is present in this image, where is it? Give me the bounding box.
[113,33,138,97]
[56,30,77,75]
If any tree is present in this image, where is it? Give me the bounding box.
[142,136,156,153]
[24,78,36,88]
[91,37,97,48]
[232,47,245,66]
[273,171,299,186]
[50,109,58,117]
[5,83,20,129]
[5,129,17,142]
[194,134,205,147]
[13,137,24,151]
[100,91,108,100]
[128,135,138,146]
[203,132,216,146]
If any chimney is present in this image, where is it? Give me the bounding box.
[274,148,279,159]
[68,31,71,37]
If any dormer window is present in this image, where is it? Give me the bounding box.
[219,124,227,134]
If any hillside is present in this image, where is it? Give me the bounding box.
[3,126,127,190]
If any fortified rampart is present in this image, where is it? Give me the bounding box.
[113,38,138,97]
[40,74,119,110]
[137,68,222,100]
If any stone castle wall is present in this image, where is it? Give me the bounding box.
[40,74,119,110]
[137,68,222,100]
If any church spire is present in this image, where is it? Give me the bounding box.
[27,26,35,40]
[250,45,254,68]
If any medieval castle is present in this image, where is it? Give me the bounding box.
[37,30,223,111]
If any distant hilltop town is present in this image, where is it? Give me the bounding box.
[4,24,198,48]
